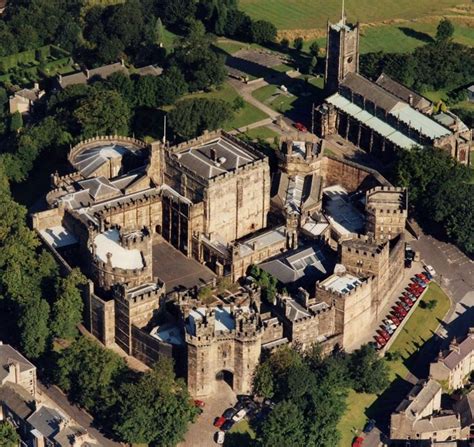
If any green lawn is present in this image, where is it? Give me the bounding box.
[305,23,474,56]
[244,126,280,141]
[337,282,451,446]
[252,84,297,114]
[180,82,268,130]
[225,420,256,447]
[240,0,469,30]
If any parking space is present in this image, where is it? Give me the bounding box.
[179,381,236,447]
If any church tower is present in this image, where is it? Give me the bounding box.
[324,2,360,95]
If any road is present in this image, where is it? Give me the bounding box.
[37,382,121,447]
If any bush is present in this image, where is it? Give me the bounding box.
[294,37,304,52]
[250,20,277,44]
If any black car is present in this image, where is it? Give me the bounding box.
[234,401,246,411]
[363,419,376,433]
[223,408,236,419]
[221,419,234,431]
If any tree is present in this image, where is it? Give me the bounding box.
[250,20,277,44]
[10,112,23,133]
[436,18,454,43]
[51,269,87,340]
[154,17,165,46]
[113,359,198,445]
[260,400,306,447]
[309,41,320,57]
[73,89,131,138]
[0,421,19,447]
[18,297,50,359]
[169,98,233,139]
[294,37,304,52]
[348,344,389,394]
[280,38,290,52]
[308,56,317,74]
[253,362,274,399]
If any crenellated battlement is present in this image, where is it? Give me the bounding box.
[317,275,375,299]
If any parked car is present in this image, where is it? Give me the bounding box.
[424,265,436,277]
[194,399,205,408]
[393,305,407,317]
[413,277,427,288]
[221,420,234,431]
[363,419,376,433]
[381,324,394,335]
[223,408,236,419]
[352,436,364,447]
[294,122,308,132]
[388,315,400,326]
[215,431,225,445]
[376,329,390,341]
[374,335,387,347]
[398,301,410,312]
[402,292,416,302]
[416,273,430,283]
[390,310,404,321]
[400,296,413,307]
[214,416,226,428]
[383,319,397,331]
[232,409,247,422]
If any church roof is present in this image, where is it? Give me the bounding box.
[376,74,431,111]
[338,73,451,141]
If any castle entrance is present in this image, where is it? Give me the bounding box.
[215,370,234,389]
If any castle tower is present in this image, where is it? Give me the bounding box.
[324,2,360,95]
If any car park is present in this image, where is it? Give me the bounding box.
[215,431,225,445]
[363,419,376,433]
[221,420,234,431]
[232,409,247,422]
[214,416,226,428]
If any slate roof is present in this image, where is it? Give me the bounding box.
[27,405,64,439]
[174,137,260,180]
[455,390,474,428]
[395,379,441,417]
[72,143,130,177]
[136,65,163,77]
[0,383,35,419]
[0,343,36,374]
[78,177,121,201]
[442,332,474,371]
[376,73,431,110]
[412,414,460,434]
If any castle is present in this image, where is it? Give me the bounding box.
[30,12,426,398]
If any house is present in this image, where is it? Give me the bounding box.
[430,328,474,390]
[0,342,37,397]
[57,61,129,89]
[9,83,45,115]
[390,379,463,442]
[136,65,163,77]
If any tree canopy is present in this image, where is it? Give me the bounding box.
[0,421,20,447]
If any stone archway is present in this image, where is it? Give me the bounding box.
[215,370,234,389]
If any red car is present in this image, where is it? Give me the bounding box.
[214,416,226,428]
[352,436,364,447]
[376,329,390,341]
[388,315,400,326]
[294,122,308,132]
[194,400,205,408]
[408,285,422,297]
[401,296,414,307]
[374,336,385,349]
[416,273,430,283]
[393,305,407,317]
[402,292,416,302]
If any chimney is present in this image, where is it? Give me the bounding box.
[408,94,413,106]
[210,148,217,161]
[305,142,312,159]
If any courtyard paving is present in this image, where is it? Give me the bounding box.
[179,381,236,447]
[152,238,216,292]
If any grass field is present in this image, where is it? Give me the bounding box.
[337,282,451,446]
[240,0,471,30]
[180,82,269,130]
[243,126,280,140]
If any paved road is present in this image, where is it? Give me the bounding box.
[179,381,236,447]
[37,382,121,447]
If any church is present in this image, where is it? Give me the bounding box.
[316,12,472,165]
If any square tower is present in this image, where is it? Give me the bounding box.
[324,18,360,95]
